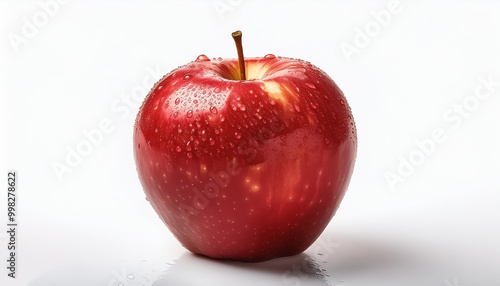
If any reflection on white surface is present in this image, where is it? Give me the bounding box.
[157,253,331,286]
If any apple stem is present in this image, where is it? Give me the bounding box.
[232,30,246,80]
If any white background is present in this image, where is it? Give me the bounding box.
[1,0,499,285]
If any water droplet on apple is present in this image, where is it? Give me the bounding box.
[173,111,179,118]
[174,98,180,105]
[209,138,215,145]
[127,274,135,280]
[195,54,210,62]
[294,104,301,112]
[175,146,182,152]
[158,85,163,90]
[187,152,193,158]
[324,138,330,145]
[214,87,221,93]
[202,90,206,94]
[186,141,192,151]
[235,132,241,139]
[177,128,183,134]
[217,57,223,61]
[183,74,191,80]
[187,110,193,118]
[193,99,198,104]
[305,82,316,89]
[264,54,276,59]
[210,106,218,114]
[269,99,276,105]
[155,128,158,133]
[240,105,246,111]
[310,102,317,109]
[340,99,345,105]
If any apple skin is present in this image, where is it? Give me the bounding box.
[133,55,357,262]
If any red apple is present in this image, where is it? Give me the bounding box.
[133,31,357,262]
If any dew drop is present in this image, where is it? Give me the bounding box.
[294,105,301,112]
[158,85,163,90]
[195,54,210,62]
[174,98,180,105]
[235,132,241,139]
[310,102,317,109]
[305,82,316,89]
[187,110,193,118]
[209,138,216,145]
[127,274,135,280]
[155,128,158,133]
[264,54,276,59]
[173,111,179,118]
[214,87,221,93]
[340,99,345,105]
[183,74,191,80]
[210,106,218,114]
[177,128,183,134]
[176,146,182,152]
[240,105,246,111]
[217,57,223,61]
[187,152,193,158]
[193,99,198,104]
[186,141,192,151]
[269,99,276,105]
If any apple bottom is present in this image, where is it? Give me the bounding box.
[137,130,355,262]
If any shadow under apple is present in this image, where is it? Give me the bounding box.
[154,230,421,286]
[153,251,331,286]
